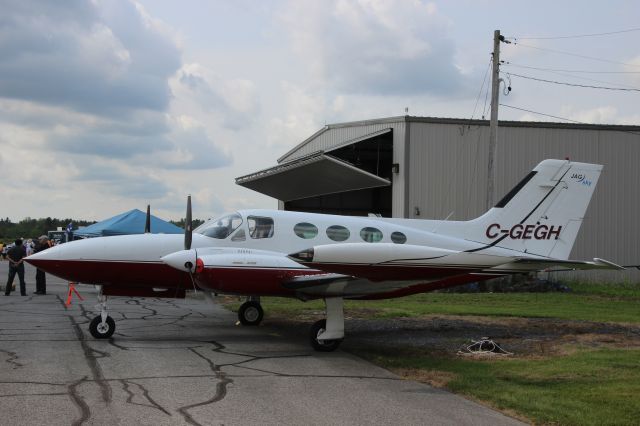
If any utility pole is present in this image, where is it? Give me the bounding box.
[486,29,506,210]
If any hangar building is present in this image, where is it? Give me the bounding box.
[237,116,640,282]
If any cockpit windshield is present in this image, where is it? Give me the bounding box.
[194,213,243,239]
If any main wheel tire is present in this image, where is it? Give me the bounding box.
[238,301,264,326]
[89,315,115,339]
[309,319,342,352]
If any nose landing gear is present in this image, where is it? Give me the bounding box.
[89,292,115,339]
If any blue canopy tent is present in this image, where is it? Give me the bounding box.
[74,209,183,238]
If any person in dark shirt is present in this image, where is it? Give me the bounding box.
[5,239,27,296]
[33,236,49,295]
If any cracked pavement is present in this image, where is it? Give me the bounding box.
[0,262,523,425]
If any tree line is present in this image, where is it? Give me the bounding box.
[0,217,205,242]
[0,217,96,242]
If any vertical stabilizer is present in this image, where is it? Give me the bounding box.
[462,159,602,259]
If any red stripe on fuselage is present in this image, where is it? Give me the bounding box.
[195,266,322,296]
[26,258,309,296]
[26,259,192,289]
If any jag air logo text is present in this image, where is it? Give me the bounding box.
[571,173,592,187]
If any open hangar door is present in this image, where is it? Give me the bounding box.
[285,130,394,216]
[236,129,394,217]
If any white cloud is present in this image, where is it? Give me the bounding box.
[278,0,465,95]
[0,0,234,220]
[624,55,640,86]
[0,0,180,114]
[172,63,260,129]
[560,105,618,124]
[266,82,328,148]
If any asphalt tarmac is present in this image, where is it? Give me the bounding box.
[0,261,523,426]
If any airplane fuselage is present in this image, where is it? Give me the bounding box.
[26,208,524,299]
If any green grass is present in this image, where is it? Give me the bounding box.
[233,282,640,324]
[568,281,640,299]
[356,347,640,426]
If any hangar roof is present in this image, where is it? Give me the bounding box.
[278,115,640,163]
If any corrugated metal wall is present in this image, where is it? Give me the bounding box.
[409,121,640,283]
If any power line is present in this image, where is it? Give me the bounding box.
[511,42,640,68]
[500,104,585,123]
[499,104,640,136]
[503,66,640,90]
[507,27,640,40]
[503,62,640,74]
[470,57,492,120]
[506,72,640,91]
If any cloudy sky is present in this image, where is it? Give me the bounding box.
[2,0,639,222]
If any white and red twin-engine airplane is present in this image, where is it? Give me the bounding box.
[26,159,623,351]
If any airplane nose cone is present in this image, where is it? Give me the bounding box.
[161,250,197,273]
[288,248,315,263]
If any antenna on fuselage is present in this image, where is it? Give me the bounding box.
[144,205,151,233]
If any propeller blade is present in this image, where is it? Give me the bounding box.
[184,195,192,250]
[144,204,151,233]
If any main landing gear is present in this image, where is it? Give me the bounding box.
[237,296,345,351]
[89,292,115,339]
[309,297,344,352]
[238,296,264,326]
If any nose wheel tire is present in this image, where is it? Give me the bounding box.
[238,301,264,326]
[310,319,342,352]
[89,315,115,339]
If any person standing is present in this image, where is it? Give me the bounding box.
[25,239,34,257]
[5,239,27,296]
[33,236,49,295]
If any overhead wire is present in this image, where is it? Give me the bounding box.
[510,42,640,68]
[511,68,640,90]
[506,27,640,40]
[456,56,493,220]
[500,104,586,123]
[470,57,493,120]
[502,62,640,74]
[481,61,494,119]
[506,72,640,92]
[499,104,640,137]
[465,59,493,210]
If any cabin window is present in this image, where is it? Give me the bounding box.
[195,213,243,239]
[248,216,274,239]
[360,227,383,243]
[326,225,350,242]
[294,223,318,239]
[391,231,407,244]
[231,229,246,241]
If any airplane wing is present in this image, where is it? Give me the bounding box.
[283,273,354,289]
[283,272,424,298]
[510,257,625,272]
